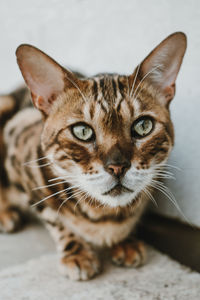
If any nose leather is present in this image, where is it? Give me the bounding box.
[107,164,130,177]
[104,146,131,178]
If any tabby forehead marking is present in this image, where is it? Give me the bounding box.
[91,76,126,112]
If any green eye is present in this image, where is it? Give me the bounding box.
[71,123,94,142]
[132,117,153,138]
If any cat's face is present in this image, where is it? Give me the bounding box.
[41,75,174,207]
[16,32,186,207]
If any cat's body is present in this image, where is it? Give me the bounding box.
[0,32,186,280]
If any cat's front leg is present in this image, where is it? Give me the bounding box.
[111,237,146,268]
[60,240,101,281]
[0,185,27,233]
[41,208,101,281]
[0,205,24,233]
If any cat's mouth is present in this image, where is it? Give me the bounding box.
[102,184,134,197]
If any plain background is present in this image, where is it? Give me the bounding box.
[0,0,199,227]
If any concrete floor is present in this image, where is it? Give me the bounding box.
[1,230,200,300]
[0,220,54,270]
[1,218,200,300]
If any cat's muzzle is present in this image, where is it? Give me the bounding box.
[102,183,134,197]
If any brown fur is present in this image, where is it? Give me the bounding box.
[0,32,186,280]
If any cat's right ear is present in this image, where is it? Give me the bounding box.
[16,44,78,116]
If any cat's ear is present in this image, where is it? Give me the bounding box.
[16,44,79,115]
[132,32,187,104]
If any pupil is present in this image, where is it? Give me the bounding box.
[142,121,145,129]
[141,120,147,131]
[142,120,149,131]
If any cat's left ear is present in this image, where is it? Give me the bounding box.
[16,44,80,116]
[132,32,187,104]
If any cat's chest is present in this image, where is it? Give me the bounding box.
[61,205,145,247]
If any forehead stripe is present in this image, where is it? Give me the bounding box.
[92,79,98,101]
[112,79,117,98]
[118,77,125,98]
[99,78,105,98]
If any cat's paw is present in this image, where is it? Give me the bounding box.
[111,239,146,267]
[0,207,24,233]
[59,248,101,281]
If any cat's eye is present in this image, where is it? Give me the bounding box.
[132,117,154,138]
[71,123,94,142]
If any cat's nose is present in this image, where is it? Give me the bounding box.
[104,146,131,178]
[106,162,131,177]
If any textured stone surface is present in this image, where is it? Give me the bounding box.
[0,243,200,300]
[1,219,200,299]
[0,221,54,270]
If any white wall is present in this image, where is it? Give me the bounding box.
[0,0,200,226]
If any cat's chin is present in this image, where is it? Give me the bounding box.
[92,190,141,208]
[102,183,134,197]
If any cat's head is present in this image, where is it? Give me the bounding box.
[16,32,186,207]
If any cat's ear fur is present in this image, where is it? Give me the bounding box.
[132,32,187,104]
[16,44,79,115]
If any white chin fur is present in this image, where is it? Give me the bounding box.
[87,190,139,208]
[51,162,154,208]
[79,180,145,208]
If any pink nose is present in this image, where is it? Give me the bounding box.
[107,164,127,177]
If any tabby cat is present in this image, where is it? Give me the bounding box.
[0,32,186,280]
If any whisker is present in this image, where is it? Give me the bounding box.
[66,74,87,103]
[132,64,162,100]
[49,173,103,184]
[150,182,178,208]
[143,187,158,207]
[126,76,130,97]
[154,175,175,180]
[48,175,78,182]
[153,172,176,180]
[74,192,89,211]
[153,170,174,175]
[32,180,70,191]
[56,189,83,217]
[31,188,70,208]
[128,169,175,180]
[22,155,51,166]
[31,184,82,208]
[157,163,182,171]
[130,64,141,98]
[24,162,52,168]
[150,180,192,226]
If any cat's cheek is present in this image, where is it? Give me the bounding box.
[51,163,69,177]
[147,141,172,167]
[133,136,172,168]
[50,158,81,179]
[152,148,172,165]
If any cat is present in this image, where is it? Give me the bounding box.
[0,32,186,280]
